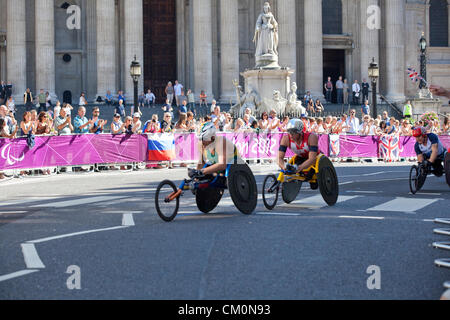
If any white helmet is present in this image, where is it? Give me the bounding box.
[286,119,304,134]
[199,122,216,142]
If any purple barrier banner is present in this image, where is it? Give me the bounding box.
[0,134,147,170]
[339,135,379,158]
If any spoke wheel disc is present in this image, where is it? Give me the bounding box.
[155,180,180,222]
[263,175,279,210]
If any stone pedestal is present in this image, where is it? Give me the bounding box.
[242,68,294,102]
[411,98,442,117]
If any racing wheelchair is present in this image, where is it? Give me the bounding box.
[409,151,450,195]
[155,163,258,222]
[262,154,339,210]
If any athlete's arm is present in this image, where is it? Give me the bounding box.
[297,133,319,173]
[278,135,290,171]
[197,141,206,170]
[428,134,440,164]
[201,138,229,175]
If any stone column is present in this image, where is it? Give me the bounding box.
[304,0,324,100]
[35,0,56,98]
[360,0,379,85]
[193,0,213,102]
[123,0,144,103]
[447,1,450,46]
[7,0,27,101]
[384,0,405,102]
[277,0,297,84]
[220,0,239,103]
[96,0,116,99]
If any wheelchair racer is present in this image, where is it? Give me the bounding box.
[190,122,240,178]
[413,126,446,177]
[278,119,320,189]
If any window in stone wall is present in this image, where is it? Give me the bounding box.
[322,0,343,35]
[430,0,449,47]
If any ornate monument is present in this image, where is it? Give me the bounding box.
[233,2,303,119]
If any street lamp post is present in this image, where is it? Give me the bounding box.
[419,32,427,90]
[130,55,142,115]
[368,58,379,118]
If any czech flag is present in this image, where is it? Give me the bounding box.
[148,133,176,161]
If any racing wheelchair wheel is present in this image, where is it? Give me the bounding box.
[262,174,280,210]
[282,181,302,204]
[445,152,450,187]
[317,156,339,206]
[196,188,225,214]
[228,164,258,215]
[155,180,180,222]
[409,165,427,195]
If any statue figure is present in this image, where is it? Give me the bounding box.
[285,82,306,116]
[253,2,279,68]
[230,80,261,118]
[258,90,287,118]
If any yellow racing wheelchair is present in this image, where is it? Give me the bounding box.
[262,154,339,210]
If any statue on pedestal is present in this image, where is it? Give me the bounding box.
[253,2,279,69]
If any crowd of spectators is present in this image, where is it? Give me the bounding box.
[1,78,450,177]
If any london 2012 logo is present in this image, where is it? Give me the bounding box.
[1,143,25,165]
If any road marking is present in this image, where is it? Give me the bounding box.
[27,226,129,244]
[32,196,128,208]
[362,172,386,176]
[366,197,441,213]
[0,270,39,283]
[280,195,360,210]
[256,212,302,217]
[122,214,135,226]
[0,198,55,207]
[346,191,380,194]
[408,192,442,196]
[339,181,354,186]
[21,243,45,269]
[339,216,385,220]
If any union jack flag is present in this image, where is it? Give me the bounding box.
[379,134,403,162]
[406,68,425,84]
[329,134,340,157]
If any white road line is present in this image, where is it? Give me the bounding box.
[346,191,379,194]
[408,192,442,196]
[362,172,386,177]
[256,212,302,217]
[21,243,45,269]
[366,197,442,213]
[32,196,128,208]
[0,198,55,207]
[122,214,135,226]
[339,181,354,186]
[0,270,39,283]
[339,216,385,220]
[280,195,360,210]
[27,226,129,244]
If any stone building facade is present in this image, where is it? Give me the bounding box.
[1,0,450,105]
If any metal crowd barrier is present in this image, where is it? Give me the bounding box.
[433,218,450,300]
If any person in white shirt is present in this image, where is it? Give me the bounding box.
[79,92,87,106]
[352,80,361,105]
[210,100,218,115]
[346,109,360,134]
[174,80,184,107]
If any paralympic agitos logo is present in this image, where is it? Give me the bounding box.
[1,143,25,165]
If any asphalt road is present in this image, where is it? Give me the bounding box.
[0,163,449,300]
